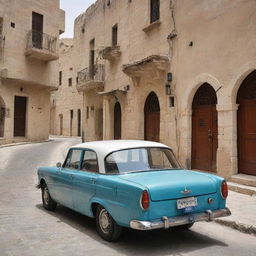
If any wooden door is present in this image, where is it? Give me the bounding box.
[237,71,256,175]
[192,106,218,172]
[114,102,121,140]
[14,96,27,137]
[145,112,160,142]
[144,92,160,142]
[32,12,43,48]
[191,83,218,172]
[238,100,256,175]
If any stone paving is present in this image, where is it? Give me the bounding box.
[215,191,256,235]
[0,137,255,256]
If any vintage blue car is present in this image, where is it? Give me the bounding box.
[37,140,231,241]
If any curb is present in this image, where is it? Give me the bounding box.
[215,219,256,236]
[0,139,52,148]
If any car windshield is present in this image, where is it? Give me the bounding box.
[105,147,182,174]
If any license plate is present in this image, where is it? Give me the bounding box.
[177,197,198,210]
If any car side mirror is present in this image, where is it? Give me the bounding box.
[56,162,62,168]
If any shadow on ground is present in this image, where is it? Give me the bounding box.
[36,204,228,256]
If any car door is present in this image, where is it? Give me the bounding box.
[72,149,99,216]
[54,149,82,209]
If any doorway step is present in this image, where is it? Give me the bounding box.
[228,174,256,196]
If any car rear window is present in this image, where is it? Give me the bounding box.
[105,147,181,174]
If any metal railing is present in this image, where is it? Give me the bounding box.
[78,64,105,85]
[26,30,57,53]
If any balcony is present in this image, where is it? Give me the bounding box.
[25,30,58,61]
[122,55,169,86]
[101,46,121,61]
[77,64,105,92]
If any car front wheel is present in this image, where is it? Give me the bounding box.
[41,183,57,211]
[96,205,122,242]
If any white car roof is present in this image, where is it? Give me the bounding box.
[71,140,171,173]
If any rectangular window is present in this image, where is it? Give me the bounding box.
[86,106,89,119]
[89,39,95,78]
[68,78,72,87]
[150,0,160,24]
[59,71,62,86]
[64,149,82,169]
[32,12,43,49]
[112,24,118,47]
[81,150,99,173]
[0,18,3,35]
[70,109,73,119]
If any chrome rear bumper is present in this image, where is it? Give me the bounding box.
[130,208,231,230]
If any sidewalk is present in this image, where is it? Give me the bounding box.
[215,190,256,236]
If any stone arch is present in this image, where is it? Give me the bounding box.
[181,73,222,115]
[0,96,5,137]
[144,91,160,142]
[227,64,256,107]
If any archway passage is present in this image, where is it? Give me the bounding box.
[0,96,5,137]
[114,102,121,140]
[144,92,160,142]
[237,71,256,176]
[192,83,218,172]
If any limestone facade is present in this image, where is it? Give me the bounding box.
[73,0,256,178]
[0,0,65,144]
[50,39,83,137]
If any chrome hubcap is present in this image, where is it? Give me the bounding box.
[43,187,49,204]
[99,209,110,234]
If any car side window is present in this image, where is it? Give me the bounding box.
[81,150,99,173]
[64,149,82,170]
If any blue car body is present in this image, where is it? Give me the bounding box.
[37,140,231,235]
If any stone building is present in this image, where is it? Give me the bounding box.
[50,39,83,137]
[74,0,256,179]
[0,0,65,144]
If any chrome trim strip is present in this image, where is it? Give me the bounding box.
[130,208,231,231]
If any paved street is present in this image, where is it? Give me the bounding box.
[0,137,255,256]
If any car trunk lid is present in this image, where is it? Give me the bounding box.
[119,170,217,201]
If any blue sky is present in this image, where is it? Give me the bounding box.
[60,0,96,38]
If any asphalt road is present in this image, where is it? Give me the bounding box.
[0,137,255,256]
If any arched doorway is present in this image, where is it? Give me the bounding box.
[237,71,256,176]
[0,96,5,137]
[192,83,218,172]
[114,102,121,140]
[144,92,160,142]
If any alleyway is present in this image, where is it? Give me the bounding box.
[0,137,255,256]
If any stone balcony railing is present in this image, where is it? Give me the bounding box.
[77,64,105,92]
[25,30,58,61]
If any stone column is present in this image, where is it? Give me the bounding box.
[216,104,239,178]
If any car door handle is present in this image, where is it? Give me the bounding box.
[69,174,74,179]
[90,178,96,184]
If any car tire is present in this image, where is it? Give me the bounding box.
[96,205,122,242]
[41,183,57,211]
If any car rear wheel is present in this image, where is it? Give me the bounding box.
[96,205,122,242]
[41,183,57,211]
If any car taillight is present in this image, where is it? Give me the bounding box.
[140,190,150,210]
[221,180,228,199]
